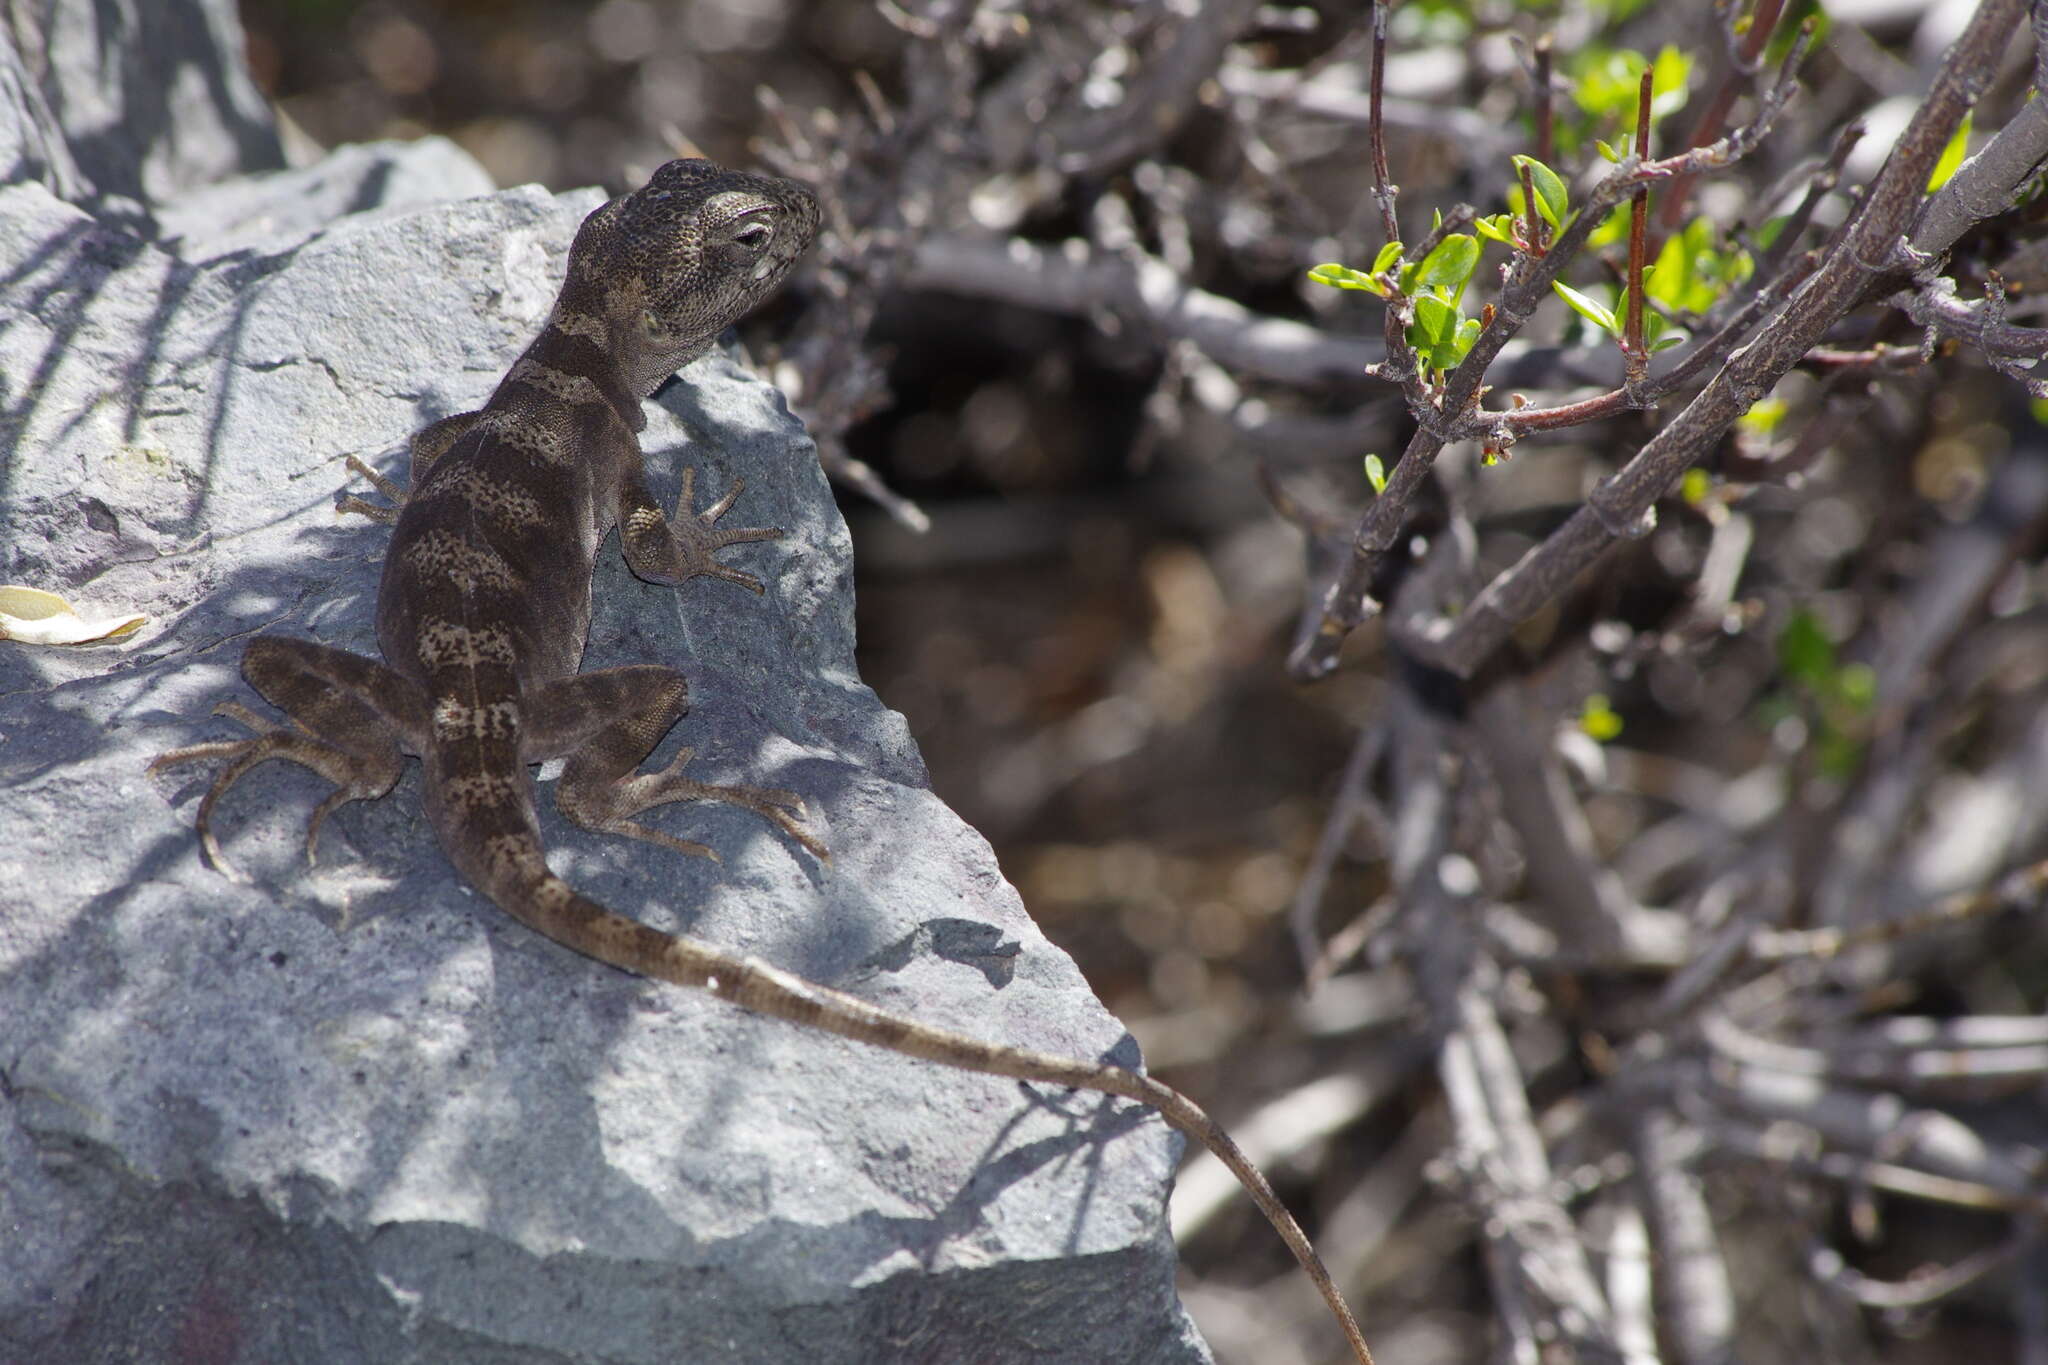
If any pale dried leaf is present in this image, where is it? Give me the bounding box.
[0,585,149,645]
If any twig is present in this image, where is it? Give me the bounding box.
[1749,119,1863,286]
[1810,1231,2033,1310]
[1751,854,2048,961]
[1289,721,1389,979]
[905,234,1384,385]
[1656,0,1791,239]
[1632,1110,1736,1365]
[1910,70,2048,258]
[1368,0,1398,245]
[1046,0,1265,177]
[1624,68,1654,385]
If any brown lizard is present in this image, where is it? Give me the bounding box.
[150,158,1373,1365]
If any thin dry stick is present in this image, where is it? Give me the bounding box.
[1289,721,1388,978]
[1368,0,1399,244]
[1750,854,2048,960]
[1623,68,1653,384]
[1657,0,1790,238]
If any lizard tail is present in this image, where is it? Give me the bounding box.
[465,830,1375,1365]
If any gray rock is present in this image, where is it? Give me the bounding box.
[0,0,283,217]
[154,136,500,258]
[0,154,1209,1364]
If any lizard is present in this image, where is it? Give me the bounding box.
[149,157,1374,1365]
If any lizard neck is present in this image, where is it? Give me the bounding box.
[494,301,648,434]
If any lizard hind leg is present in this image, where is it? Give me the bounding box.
[150,636,424,878]
[529,664,828,864]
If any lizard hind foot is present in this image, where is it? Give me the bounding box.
[150,706,404,878]
[558,743,829,864]
[634,744,829,862]
[149,736,264,882]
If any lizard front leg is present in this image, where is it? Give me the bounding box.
[150,637,430,878]
[618,466,781,591]
[525,664,826,861]
[338,410,485,523]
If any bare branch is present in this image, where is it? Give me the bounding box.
[905,234,1385,385]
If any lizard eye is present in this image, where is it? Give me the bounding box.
[733,220,774,252]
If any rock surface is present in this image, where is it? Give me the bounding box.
[0,8,1209,1363]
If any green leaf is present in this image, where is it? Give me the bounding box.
[1755,215,1789,250]
[1407,294,1475,374]
[1927,111,1973,193]
[1409,293,1459,349]
[1364,453,1387,494]
[1834,663,1876,712]
[1777,609,1836,690]
[1553,280,1618,334]
[1647,231,1694,311]
[1474,214,1517,245]
[1594,138,1621,163]
[1579,694,1623,742]
[1513,155,1570,230]
[1681,468,1711,504]
[1371,241,1405,275]
[1816,730,1864,779]
[1738,395,1788,437]
[1447,316,1482,368]
[1650,332,1687,352]
[1307,262,1386,296]
[1409,234,1480,299]
[1648,218,1754,315]
[1587,203,1632,249]
[1649,45,1692,118]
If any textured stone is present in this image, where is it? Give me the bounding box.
[0,47,1208,1365]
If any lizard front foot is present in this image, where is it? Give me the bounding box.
[337,454,404,524]
[621,466,783,591]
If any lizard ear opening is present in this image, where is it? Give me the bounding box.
[640,309,666,340]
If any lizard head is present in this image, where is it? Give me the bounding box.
[565,158,821,397]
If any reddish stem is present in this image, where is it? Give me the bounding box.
[1368,0,1398,243]
[1625,69,1653,382]
[1657,0,1789,235]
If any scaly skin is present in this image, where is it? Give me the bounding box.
[151,159,1372,1365]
